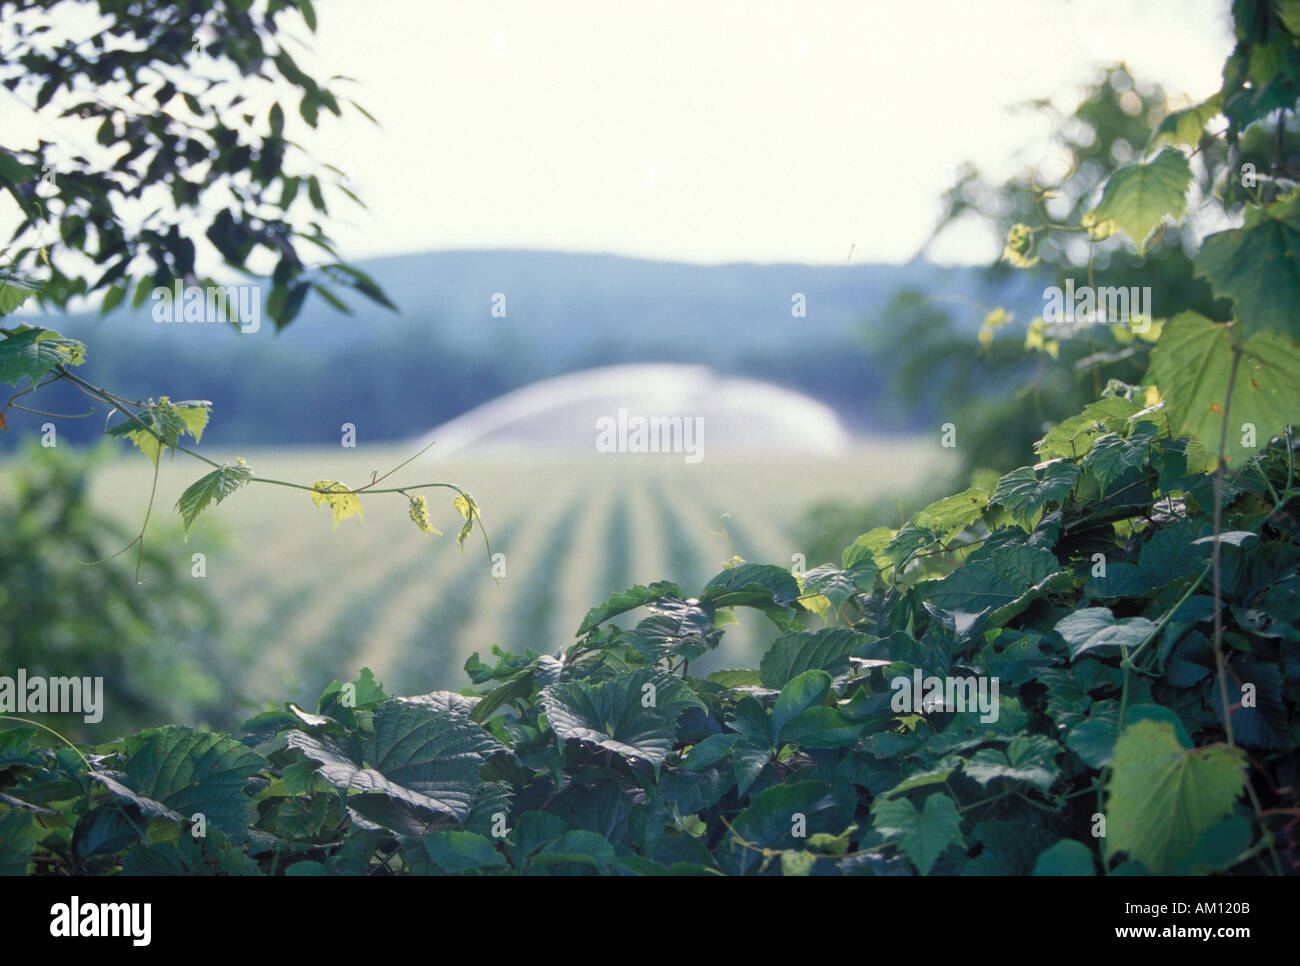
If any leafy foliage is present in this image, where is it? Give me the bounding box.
[0,0,392,328]
[2,410,1296,873]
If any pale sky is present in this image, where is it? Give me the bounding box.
[298,0,1234,265]
[4,0,1236,268]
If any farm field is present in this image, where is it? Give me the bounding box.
[70,437,947,720]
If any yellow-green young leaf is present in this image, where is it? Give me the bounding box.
[1001,223,1039,268]
[780,850,817,876]
[171,400,211,445]
[1084,148,1192,253]
[176,463,252,538]
[1146,312,1300,472]
[408,494,442,535]
[1193,190,1300,341]
[1034,396,1142,460]
[913,487,989,536]
[311,480,363,530]
[105,396,210,466]
[453,492,477,548]
[1106,719,1246,874]
[1150,93,1223,149]
[841,526,892,570]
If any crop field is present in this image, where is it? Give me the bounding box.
[70,437,946,719]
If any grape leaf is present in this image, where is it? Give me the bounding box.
[870,793,963,876]
[760,627,872,689]
[120,726,267,834]
[1079,422,1157,496]
[1055,607,1157,658]
[1149,93,1223,149]
[1035,396,1142,460]
[1194,191,1300,341]
[0,326,85,390]
[176,462,252,537]
[540,669,696,774]
[1084,148,1192,253]
[1106,719,1245,873]
[288,702,502,826]
[990,462,1079,531]
[107,397,210,466]
[1146,312,1300,471]
[1032,839,1096,875]
[311,480,363,530]
[913,486,989,536]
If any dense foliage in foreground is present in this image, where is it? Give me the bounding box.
[1,421,1297,875]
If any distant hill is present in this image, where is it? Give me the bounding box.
[5,250,1042,448]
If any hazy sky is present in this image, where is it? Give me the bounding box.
[289,0,1233,266]
[2,0,1236,269]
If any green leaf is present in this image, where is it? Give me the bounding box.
[870,793,964,876]
[176,462,252,537]
[1055,607,1157,659]
[1147,312,1300,471]
[923,544,1069,638]
[778,706,865,748]
[842,527,892,570]
[770,670,832,739]
[540,669,693,774]
[287,701,502,825]
[702,563,801,621]
[422,830,506,873]
[1032,839,1096,875]
[0,151,34,186]
[962,735,1061,792]
[1106,719,1246,873]
[0,811,39,875]
[119,726,267,834]
[759,627,871,689]
[100,282,127,315]
[106,397,210,466]
[1035,396,1142,460]
[799,561,877,615]
[1168,814,1253,875]
[576,581,683,635]
[529,831,616,873]
[913,487,990,536]
[1080,423,1157,496]
[990,461,1078,531]
[681,733,740,771]
[1150,93,1223,149]
[726,781,853,873]
[732,739,771,796]
[0,326,86,390]
[0,278,37,317]
[1194,191,1300,341]
[1084,148,1192,253]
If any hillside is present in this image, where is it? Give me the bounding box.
[5,251,1042,449]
